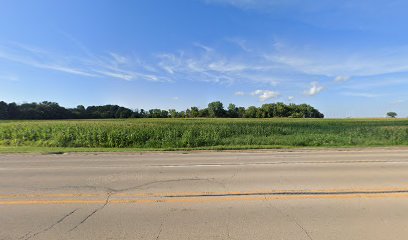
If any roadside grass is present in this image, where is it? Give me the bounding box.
[0,145,294,154]
[1,118,408,153]
[0,144,405,154]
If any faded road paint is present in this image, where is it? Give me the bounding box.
[3,187,408,205]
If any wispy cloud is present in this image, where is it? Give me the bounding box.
[234,91,245,96]
[108,52,128,64]
[267,41,408,79]
[155,45,287,85]
[0,42,168,82]
[305,81,324,96]
[4,38,408,97]
[251,89,280,102]
[0,44,98,77]
[341,92,381,98]
[193,42,214,52]
[226,38,252,52]
[334,75,350,82]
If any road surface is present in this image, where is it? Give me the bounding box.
[2,149,408,239]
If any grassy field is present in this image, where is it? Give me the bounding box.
[0,118,408,152]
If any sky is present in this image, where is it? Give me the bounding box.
[1,0,408,118]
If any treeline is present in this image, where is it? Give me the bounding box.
[0,101,324,120]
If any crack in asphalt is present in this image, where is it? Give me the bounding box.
[66,178,214,233]
[68,194,111,232]
[18,232,31,240]
[263,197,313,240]
[113,178,216,193]
[21,208,78,240]
[155,222,164,240]
[155,210,171,240]
[292,218,313,240]
[41,178,217,195]
[159,189,408,198]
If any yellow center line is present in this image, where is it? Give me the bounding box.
[2,193,408,205]
[0,193,101,199]
[1,186,408,199]
[1,187,408,205]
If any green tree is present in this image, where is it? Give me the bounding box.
[275,102,289,117]
[148,109,163,118]
[260,104,275,118]
[168,109,178,118]
[190,107,200,118]
[198,108,209,117]
[6,102,19,119]
[185,109,192,118]
[139,109,146,118]
[208,101,226,118]
[0,101,8,119]
[227,103,238,118]
[237,107,246,118]
[387,112,397,118]
[115,107,132,118]
[245,106,258,118]
[0,100,324,119]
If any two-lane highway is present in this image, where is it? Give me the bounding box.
[2,149,408,239]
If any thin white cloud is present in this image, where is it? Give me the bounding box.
[93,70,134,81]
[334,75,350,82]
[305,81,324,96]
[109,52,128,64]
[226,38,252,52]
[0,42,167,82]
[271,43,408,80]
[251,89,280,102]
[155,48,285,85]
[5,37,408,97]
[288,96,295,101]
[44,65,99,77]
[193,43,214,52]
[234,91,245,96]
[341,92,381,98]
[0,46,98,78]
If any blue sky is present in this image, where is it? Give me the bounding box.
[1,0,408,117]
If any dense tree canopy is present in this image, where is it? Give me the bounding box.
[386,112,398,118]
[0,101,324,120]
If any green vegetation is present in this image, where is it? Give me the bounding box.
[0,101,323,120]
[1,118,408,152]
[387,112,398,118]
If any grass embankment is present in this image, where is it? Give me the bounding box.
[0,118,407,153]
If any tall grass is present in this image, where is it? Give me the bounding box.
[0,118,408,149]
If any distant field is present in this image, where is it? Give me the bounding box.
[0,118,408,152]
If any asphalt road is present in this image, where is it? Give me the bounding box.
[2,149,408,240]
